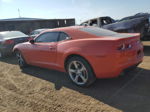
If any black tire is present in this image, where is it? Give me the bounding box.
[66,56,96,87]
[15,51,28,68]
[124,65,138,73]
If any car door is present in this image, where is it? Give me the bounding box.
[25,32,59,67]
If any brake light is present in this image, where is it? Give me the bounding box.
[4,40,14,44]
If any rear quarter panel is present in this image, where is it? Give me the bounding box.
[56,38,116,74]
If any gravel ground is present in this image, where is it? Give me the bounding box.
[0,41,150,112]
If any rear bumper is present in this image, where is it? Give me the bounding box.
[88,47,144,78]
[0,46,13,55]
[123,61,141,72]
[96,57,143,79]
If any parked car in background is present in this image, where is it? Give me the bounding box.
[29,28,48,38]
[0,31,31,58]
[13,26,144,86]
[118,13,150,39]
[80,13,150,40]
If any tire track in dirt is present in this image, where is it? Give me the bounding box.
[1,85,111,112]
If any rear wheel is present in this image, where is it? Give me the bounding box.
[66,56,96,87]
[15,51,28,68]
[124,65,138,73]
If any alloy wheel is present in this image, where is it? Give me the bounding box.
[16,52,24,67]
[68,61,88,85]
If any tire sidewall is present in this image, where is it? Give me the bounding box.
[16,51,27,68]
[66,56,96,87]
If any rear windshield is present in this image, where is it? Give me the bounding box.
[79,27,118,37]
[0,31,27,39]
[79,27,136,38]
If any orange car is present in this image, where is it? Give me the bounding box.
[13,26,144,86]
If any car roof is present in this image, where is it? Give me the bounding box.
[41,26,98,39]
[45,26,84,32]
[0,31,22,33]
[0,31,27,39]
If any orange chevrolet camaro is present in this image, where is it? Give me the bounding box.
[13,26,144,86]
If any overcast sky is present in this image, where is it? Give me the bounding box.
[0,0,149,23]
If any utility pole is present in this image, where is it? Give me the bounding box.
[18,8,21,18]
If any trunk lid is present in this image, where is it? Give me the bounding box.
[12,36,30,44]
[114,33,141,50]
[113,33,143,65]
[2,36,30,47]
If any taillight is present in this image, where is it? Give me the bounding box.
[117,43,125,50]
[117,43,133,51]
[4,40,14,45]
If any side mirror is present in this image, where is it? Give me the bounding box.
[29,39,34,44]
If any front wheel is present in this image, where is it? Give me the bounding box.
[15,51,28,68]
[66,57,96,87]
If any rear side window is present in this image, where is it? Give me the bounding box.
[58,32,69,41]
[35,32,59,43]
[79,27,117,37]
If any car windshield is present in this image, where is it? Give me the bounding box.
[0,31,27,39]
[79,27,118,37]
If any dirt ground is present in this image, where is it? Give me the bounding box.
[0,41,150,112]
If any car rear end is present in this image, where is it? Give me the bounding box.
[0,31,31,57]
[2,37,29,50]
[90,33,143,78]
[113,33,143,74]
[78,27,144,78]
